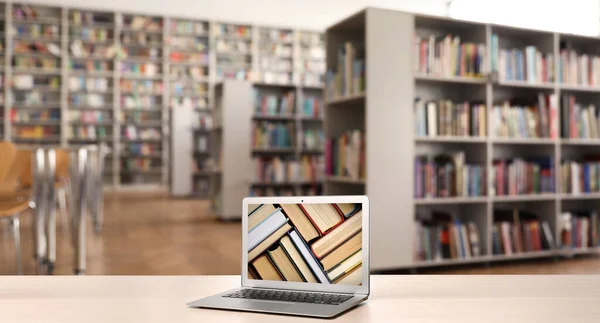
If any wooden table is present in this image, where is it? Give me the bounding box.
[1,275,599,322]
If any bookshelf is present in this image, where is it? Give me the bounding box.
[0,2,326,192]
[249,83,324,197]
[117,13,167,187]
[10,3,64,146]
[325,8,600,271]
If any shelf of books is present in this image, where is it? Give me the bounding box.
[168,17,212,196]
[117,13,166,187]
[10,4,63,145]
[250,83,324,197]
[66,8,116,184]
[296,31,325,88]
[324,8,600,271]
[213,22,252,81]
[256,27,293,85]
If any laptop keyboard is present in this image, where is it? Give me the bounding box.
[223,289,353,306]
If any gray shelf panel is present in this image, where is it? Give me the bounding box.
[489,250,556,262]
[559,193,600,200]
[326,93,365,106]
[492,194,557,202]
[252,114,295,121]
[560,138,600,146]
[12,121,61,126]
[559,84,600,93]
[69,106,114,110]
[495,80,555,90]
[414,73,487,84]
[12,68,61,75]
[325,175,365,185]
[415,197,488,205]
[415,136,487,144]
[251,148,296,154]
[492,138,556,145]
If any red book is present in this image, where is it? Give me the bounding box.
[298,204,344,236]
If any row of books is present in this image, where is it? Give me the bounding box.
[561,95,600,139]
[252,122,293,149]
[121,96,161,109]
[302,97,322,119]
[558,48,600,86]
[414,212,481,261]
[12,126,59,138]
[302,129,324,150]
[414,152,485,198]
[492,94,558,139]
[248,204,362,284]
[492,209,555,255]
[170,21,208,35]
[121,158,160,171]
[250,186,322,197]
[414,35,486,78]
[254,90,295,116]
[13,75,59,90]
[560,161,600,194]
[559,211,600,249]
[71,93,107,107]
[325,41,365,99]
[122,126,161,140]
[119,62,161,77]
[69,77,111,92]
[10,109,60,122]
[414,99,487,137]
[120,79,163,94]
[491,158,555,196]
[324,130,365,181]
[123,143,161,156]
[68,125,111,140]
[494,46,554,83]
[252,156,324,183]
[70,110,111,123]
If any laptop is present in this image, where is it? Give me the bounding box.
[188,195,370,318]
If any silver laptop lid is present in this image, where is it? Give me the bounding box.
[241,195,370,295]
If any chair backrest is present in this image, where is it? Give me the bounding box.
[0,141,17,185]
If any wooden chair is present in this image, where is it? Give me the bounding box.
[0,142,35,274]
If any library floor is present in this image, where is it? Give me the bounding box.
[1,192,599,275]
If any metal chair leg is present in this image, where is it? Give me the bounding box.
[11,216,23,275]
[58,187,69,233]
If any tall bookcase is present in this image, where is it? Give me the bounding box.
[325,8,600,271]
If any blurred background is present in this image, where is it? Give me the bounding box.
[1,0,600,275]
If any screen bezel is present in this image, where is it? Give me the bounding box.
[242,195,370,295]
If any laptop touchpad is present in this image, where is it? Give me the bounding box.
[241,300,294,312]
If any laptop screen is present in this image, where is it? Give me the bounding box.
[247,203,363,285]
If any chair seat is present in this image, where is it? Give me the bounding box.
[0,200,31,217]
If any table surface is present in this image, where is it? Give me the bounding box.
[2,275,599,322]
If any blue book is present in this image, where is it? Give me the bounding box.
[248,208,288,251]
[492,225,501,255]
[584,164,590,193]
[455,220,465,258]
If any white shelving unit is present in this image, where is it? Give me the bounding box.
[325,8,600,271]
[210,80,252,219]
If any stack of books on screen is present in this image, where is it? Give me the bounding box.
[414,35,486,78]
[248,203,363,285]
[252,122,294,149]
[302,97,322,119]
[561,95,600,138]
[491,35,554,83]
[414,98,487,137]
[413,211,481,261]
[491,157,555,196]
[492,209,555,255]
[302,129,324,150]
[558,45,600,86]
[414,152,485,198]
[325,41,365,99]
[253,90,295,116]
[325,130,365,180]
[560,159,600,194]
[492,94,558,139]
[559,211,600,249]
